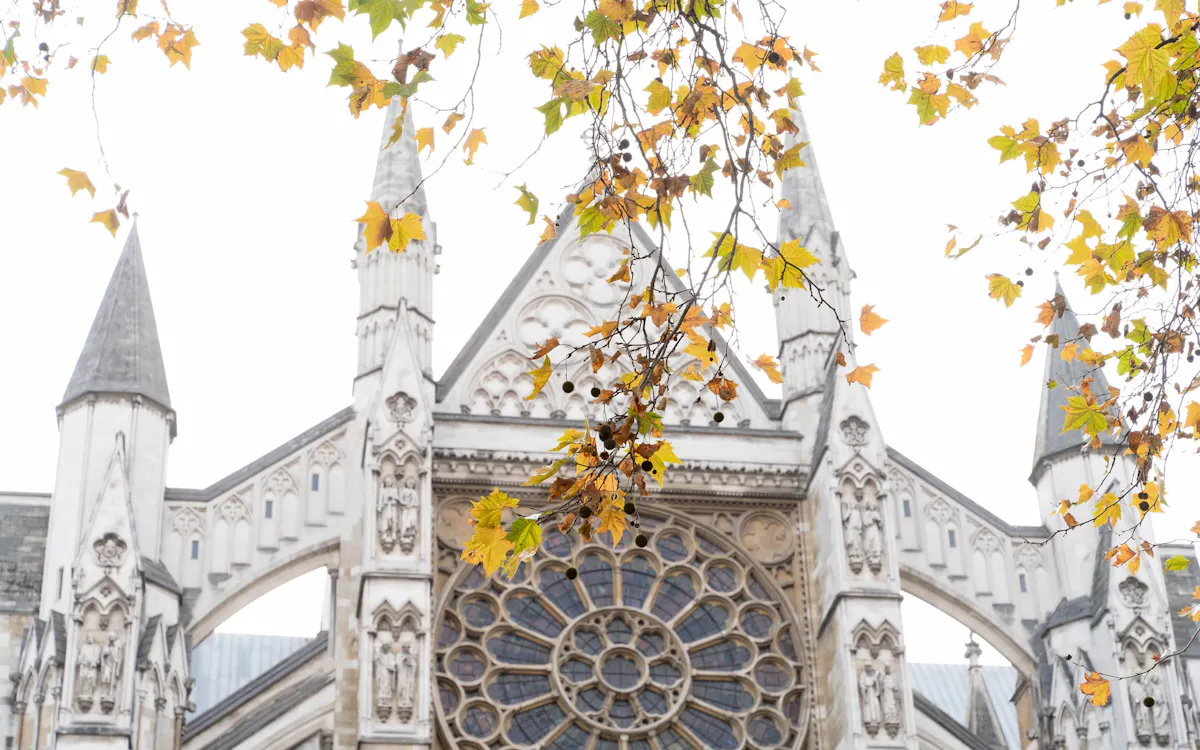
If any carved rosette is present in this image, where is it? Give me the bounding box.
[840,416,869,447]
[93,532,127,569]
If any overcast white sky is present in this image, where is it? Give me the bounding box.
[1,0,1196,666]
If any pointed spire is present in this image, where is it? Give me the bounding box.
[777,105,836,260]
[964,635,1006,749]
[62,222,172,412]
[369,95,428,217]
[1032,280,1114,470]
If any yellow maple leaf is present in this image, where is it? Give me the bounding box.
[16,76,48,107]
[470,488,520,528]
[1080,673,1111,706]
[92,55,111,74]
[1184,401,1200,431]
[860,305,889,336]
[276,43,305,71]
[1060,343,1079,362]
[878,52,907,92]
[463,128,487,164]
[752,354,784,384]
[954,21,990,58]
[683,340,719,371]
[595,492,626,545]
[776,198,792,210]
[1143,205,1192,248]
[158,25,200,69]
[537,215,557,244]
[647,442,681,487]
[58,168,96,198]
[355,201,391,252]
[846,364,880,388]
[1117,24,1171,100]
[1094,492,1122,527]
[1078,484,1095,504]
[938,1,973,22]
[388,211,425,252]
[526,356,553,400]
[733,41,767,73]
[90,209,120,237]
[762,238,819,292]
[1020,345,1034,367]
[986,274,1022,307]
[520,0,539,15]
[415,127,434,155]
[461,525,512,575]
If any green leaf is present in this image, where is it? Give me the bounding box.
[506,517,543,555]
[435,33,466,57]
[689,157,718,198]
[582,10,620,44]
[326,43,357,86]
[1165,555,1191,572]
[514,185,539,225]
[466,0,489,24]
[536,98,564,135]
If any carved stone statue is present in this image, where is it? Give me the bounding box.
[99,632,122,713]
[862,496,884,574]
[843,499,865,574]
[1146,671,1170,745]
[396,641,417,722]
[859,663,882,735]
[374,641,397,720]
[377,473,400,553]
[76,634,101,712]
[1131,675,1151,743]
[881,665,901,737]
[398,477,419,555]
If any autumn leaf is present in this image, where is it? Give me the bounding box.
[846,364,880,388]
[415,127,434,155]
[514,185,538,225]
[1062,395,1109,438]
[526,356,552,400]
[762,238,819,292]
[470,488,520,528]
[90,210,120,237]
[91,55,110,74]
[1166,555,1191,572]
[595,492,626,545]
[436,34,466,58]
[442,112,465,133]
[463,128,487,164]
[1117,24,1171,101]
[647,442,681,487]
[878,52,907,92]
[158,25,200,68]
[355,201,391,252]
[461,525,512,575]
[295,0,345,31]
[520,0,539,17]
[915,44,951,65]
[683,340,719,371]
[116,0,138,15]
[1094,492,1122,527]
[1080,673,1111,706]
[505,516,542,558]
[1020,345,1034,367]
[1144,206,1192,248]
[938,1,973,21]
[388,212,425,252]
[860,305,889,336]
[706,375,739,401]
[530,337,559,358]
[986,274,1022,307]
[537,215,558,244]
[58,168,96,198]
[752,354,784,384]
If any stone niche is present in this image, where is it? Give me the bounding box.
[375,453,422,558]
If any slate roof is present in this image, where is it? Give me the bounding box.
[51,611,67,664]
[0,503,49,612]
[1032,281,1115,470]
[62,223,173,415]
[137,614,162,665]
[910,663,1021,750]
[141,555,182,594]
[189,672,332,750]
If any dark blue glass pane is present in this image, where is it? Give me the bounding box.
[754,660,792,692]
[505,594,564,637]
[631,741,653,750]
[461,566,485,590]
[541,569,587,618]
[487,673,552,705]
[544,527,573,557]
[690,641,751,671]
[437,616,460,648]
[675,602,729,643]
[462,705,497,738]
[577,687,606,712]
[561,657,593,683]
[575,628,604,655]
[487,631,551,665]
[580,554,614,607]
[749,715,783,745]
[656,728,697,750]
[637,631,666,657]
[438,679,459,712]
[622,555,656,608]
[596,737,620,750]
[696,534,725,556]
[448,649,485,682]
[610,698,636,728]
[651,574,696,621]
[741,608,772,639]
[638,687,669,714]
[655,533,689,562]
[601,653,641,689]
[649,661,682,686]
[508,703,566,745]
[462,597,497,628]
[783,691,804,726]
[681,707,738,750]
[606,616,633,644]
[778,627,797,661]
[746,572,769,600]
[547,723,591,750]
[692,679,755,711]
[705,563,737,593]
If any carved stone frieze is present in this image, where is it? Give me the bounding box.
[370,601,424,725]
[851,621,904,739]
[842,489,884,575]
[739,511,794,564]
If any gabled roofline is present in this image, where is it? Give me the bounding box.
[913,690,1003,750]
[164,408,354,504]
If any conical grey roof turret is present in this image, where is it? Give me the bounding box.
[777,105,836,256]
[62,222,172,413]
[369,96,427,217]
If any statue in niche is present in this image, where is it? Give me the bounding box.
[373,641,396,720]
[99,632,122,713]
[859,663,882,736]
[396,641,417,722]
[1131,674,1152,744]
[377,472,400,553]
[862,495,884,574]
[881,664,901,737]
[398,476,419,554]
[843,496,865,574]
[1146,671,1170,745]
[76,633,101,711]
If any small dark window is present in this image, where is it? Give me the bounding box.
[902,499,911,518]
[190,540,200,560]
[947,529,957,548]
[56,567,64,599]
[265,500,274,519]
[311,473,320,491]
[1019,573,1028,593]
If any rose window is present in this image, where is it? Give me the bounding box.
[434,508,809,750]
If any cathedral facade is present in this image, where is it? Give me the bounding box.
[4,96,1200,750]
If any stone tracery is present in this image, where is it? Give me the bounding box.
[434,508,808,750]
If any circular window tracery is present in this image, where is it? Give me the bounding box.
[435,507,809,750]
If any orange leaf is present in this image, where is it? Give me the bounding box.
[846,364,880,388]
[751,354,783,384]
[1020,345,1034,367]
[530,337,559,358]
[859,305,889,336]
[1080,672,1110,707]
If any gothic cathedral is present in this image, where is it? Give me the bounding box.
[3,95,1200,750]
